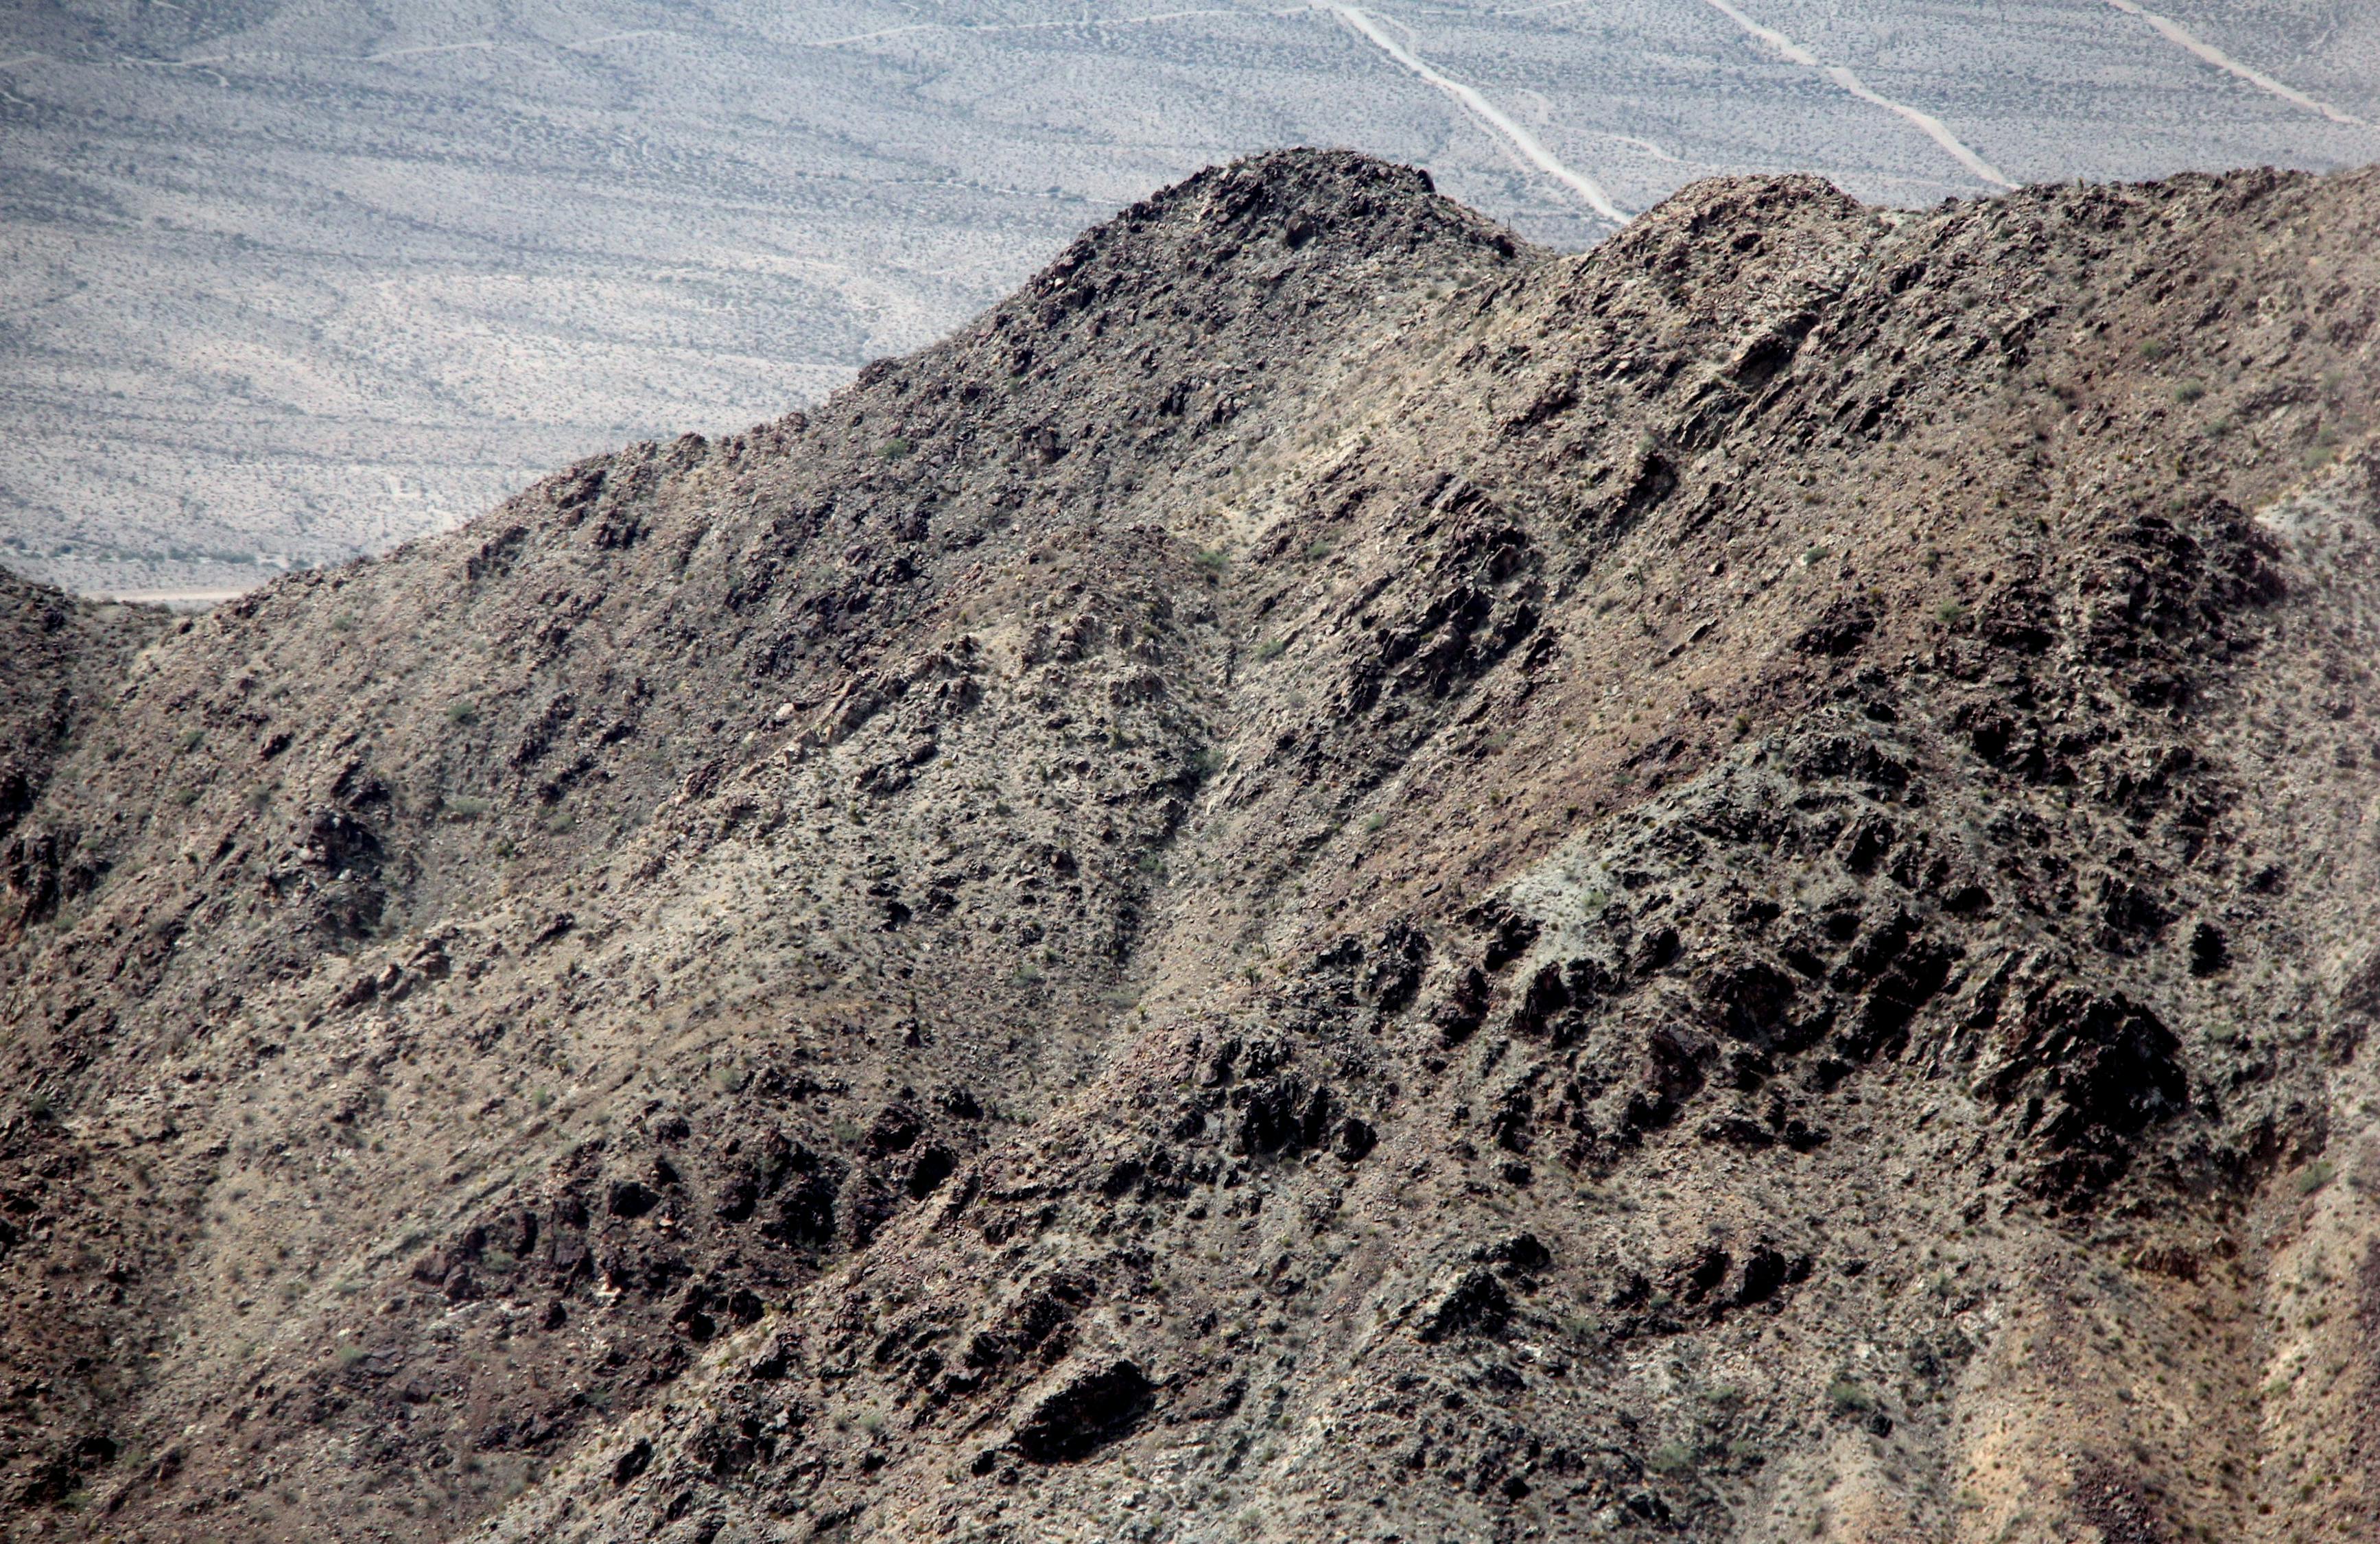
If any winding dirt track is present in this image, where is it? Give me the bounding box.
[2102,0,2365,127]
[1324,3,1631,223]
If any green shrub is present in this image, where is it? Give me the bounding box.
[2296,1160,2336,1195]
[176,727,205,752]
[880,436,914,460]
[1827,1377,1874,1414]
[445,795,492,821]
[446,699,479,727]
[1647,1441,1695,1475]
[1254,638,1286,662]
[1193,548,1229,578]
[2174,381,2206,404]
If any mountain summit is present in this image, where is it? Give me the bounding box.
[5,149,2380,1543]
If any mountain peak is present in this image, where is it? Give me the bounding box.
[6,156,2380,1543]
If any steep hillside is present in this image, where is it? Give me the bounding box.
[5,150,2380,1544]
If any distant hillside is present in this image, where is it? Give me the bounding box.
[4,150,2379,1543]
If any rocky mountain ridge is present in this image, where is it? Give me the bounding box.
[3,149,2380,1543]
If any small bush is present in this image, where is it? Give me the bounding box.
[2141,339,2170,361]
[1362,812,1387,833]
[173,787,200,807]
[1254,638,1286,662]
[329,612,357,633]
[445,795,492,821]
[1827,1377,1874,1414]
[2296,1160,2337,1195]
[2174,381,2206,404]
[1647,1441,1695,1475]
[446,700,480,727]
[880,437,914,460]
[176,727,204,752]
[1193,548,1229,578]
[335,1344,368,1368]
[1935,600,1967,627]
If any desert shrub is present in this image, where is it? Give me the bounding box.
[1647,1441,1695,1475]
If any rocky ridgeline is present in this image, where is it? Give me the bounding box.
[3,151,2379,1543]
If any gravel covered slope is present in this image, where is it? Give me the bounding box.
[5,151,2380,1544]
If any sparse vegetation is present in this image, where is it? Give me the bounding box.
[1828,1378,1875,1414]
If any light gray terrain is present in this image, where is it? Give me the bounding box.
[2,0,2375,599]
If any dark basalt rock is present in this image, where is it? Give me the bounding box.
[1983,983,2190,1200]
[1011,1361,1156,1463]
[1417,1268,1513,1342]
